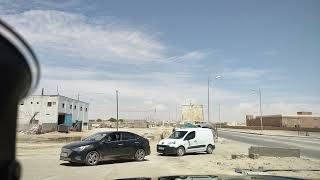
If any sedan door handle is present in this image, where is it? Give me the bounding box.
[118,143,124,146]
[134,142,140,144]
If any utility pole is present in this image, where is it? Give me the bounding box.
[77,93,80,121]
[175,104,178,122]
[250,88,263,134]
[207,75,221,123]
[207,76,210,122]
[116,90,119,131]
[56,85,59,95]
[258,88,263,133]
[219,104,221,128]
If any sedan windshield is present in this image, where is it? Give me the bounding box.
[83,133,108,141]
[168,131,188,139]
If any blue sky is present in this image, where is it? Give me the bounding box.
[1,0,319,121]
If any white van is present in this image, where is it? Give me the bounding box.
[157,128,215,156]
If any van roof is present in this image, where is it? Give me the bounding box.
[175,128,212,132]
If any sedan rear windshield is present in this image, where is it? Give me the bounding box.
[168,131,188,139]
[83,133,108,141]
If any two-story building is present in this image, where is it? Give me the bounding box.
[18,95,89,132]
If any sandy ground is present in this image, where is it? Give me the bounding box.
[16,128,320,180]
[220,128,320,138]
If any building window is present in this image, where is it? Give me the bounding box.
[47,102,52,107]
[83,122,88,126]
[74,105,77,109]
[85,108,88,112]
[80,107,83,111]
[62,103,65,108]
[52,102,56,105]
[70,105,72,109]
[31,101,33,104]
[37,102,39,104]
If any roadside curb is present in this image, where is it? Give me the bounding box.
[219,129,320,140]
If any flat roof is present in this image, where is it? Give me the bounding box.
[28,94,89,104]
[255,114,320,118]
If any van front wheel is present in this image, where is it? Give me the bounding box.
[206,145,214,154]
[176,146,185,156]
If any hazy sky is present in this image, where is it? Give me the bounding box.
[1,0,319,122]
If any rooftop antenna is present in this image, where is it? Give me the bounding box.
[56,85,59,95]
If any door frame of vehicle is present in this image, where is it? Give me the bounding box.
[183,131,206,153]
[99,132,126,160]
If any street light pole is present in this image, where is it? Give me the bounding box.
[219,104,221,128]
[250,88,263,134]
[116,90,119,131]
[207,76,210,122]
[207,75,221,123]
[258,88,263,133]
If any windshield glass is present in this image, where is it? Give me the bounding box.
[6,1,320,179]
[83,133,107,141]
[168,131,188,139]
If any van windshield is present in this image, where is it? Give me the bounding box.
[168,131,188,139]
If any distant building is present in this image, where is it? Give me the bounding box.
[181,104,204,123]
[246,112,320,128]
[18,95,89,132]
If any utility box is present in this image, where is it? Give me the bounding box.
[58,124,69,133]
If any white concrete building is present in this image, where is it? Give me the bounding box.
[18,95,89,132]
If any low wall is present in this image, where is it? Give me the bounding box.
[88,121,148,129]
[221,125,320,132]
[17,123,57,133]
[41,123,57,133]
[249,146,300,158]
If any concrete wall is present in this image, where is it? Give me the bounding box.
[17,123,57,133]
[42,123,57,133]
[246,115,282,127]
[249,146,300,157]
[282,116,320,128]
[222,125,320,132]
[246,114,320,128]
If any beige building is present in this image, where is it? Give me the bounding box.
[246,112,320,128]
[181,104,204,123]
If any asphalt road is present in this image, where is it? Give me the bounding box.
[219,130,320,159]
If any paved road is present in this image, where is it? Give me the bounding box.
[219,130,320,159]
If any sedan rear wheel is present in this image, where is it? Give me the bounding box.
[134,149,145,161]
[85,151,99,166]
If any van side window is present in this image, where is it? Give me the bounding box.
[184,131,195,140]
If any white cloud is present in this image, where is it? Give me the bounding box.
[166,50,212,63]
[3,9,318,122]
[2,10,166,64]
[221,68,269,80]
[41,65,96,80]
